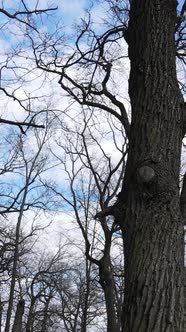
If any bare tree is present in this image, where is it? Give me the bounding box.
[1,124,54,332]
[14,242,103,331]
[43,109,126,331]
[24,249,64,332]
[0,0,57,133]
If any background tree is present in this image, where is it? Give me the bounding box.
[0,115,56,331]
[0,0,56,132]
[44,108,126,331]
[4,125,52,332]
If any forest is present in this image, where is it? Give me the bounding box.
[0,0,185,331]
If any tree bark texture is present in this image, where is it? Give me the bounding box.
[120,1,184,331]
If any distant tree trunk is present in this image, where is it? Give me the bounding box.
[99,256,119,332]
[0,298,3,332]
[12,299,25,332]
[5,185,28,332]
[80,258,90,332]
[41,297,51,332]
[25,299,35,332]
[120,1,184,331]
[5,218,21,332]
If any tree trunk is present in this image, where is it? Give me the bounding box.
[5,186,28,332]
[184,268,186,331]
[5,221,21,332]
[120,1,184,331]
[0,298,3,332]
[41,297,50,332]
[5,171,31,332]
[80,258,90,332]
[25,299,35,332]
[99,257,119,332]
[12,299,25,332]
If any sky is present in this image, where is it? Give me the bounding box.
[0,0,185,260]
[0,0,128,259]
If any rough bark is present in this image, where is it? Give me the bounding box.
[184,268,186,331]
[180,173,186,225]
[120,1,184,331]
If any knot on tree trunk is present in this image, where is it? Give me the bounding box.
[137,165,155,183]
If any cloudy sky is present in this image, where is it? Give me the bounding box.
[0,0,185,255]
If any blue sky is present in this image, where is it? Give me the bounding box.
[178,0,185,8]
[1,1,185,33]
